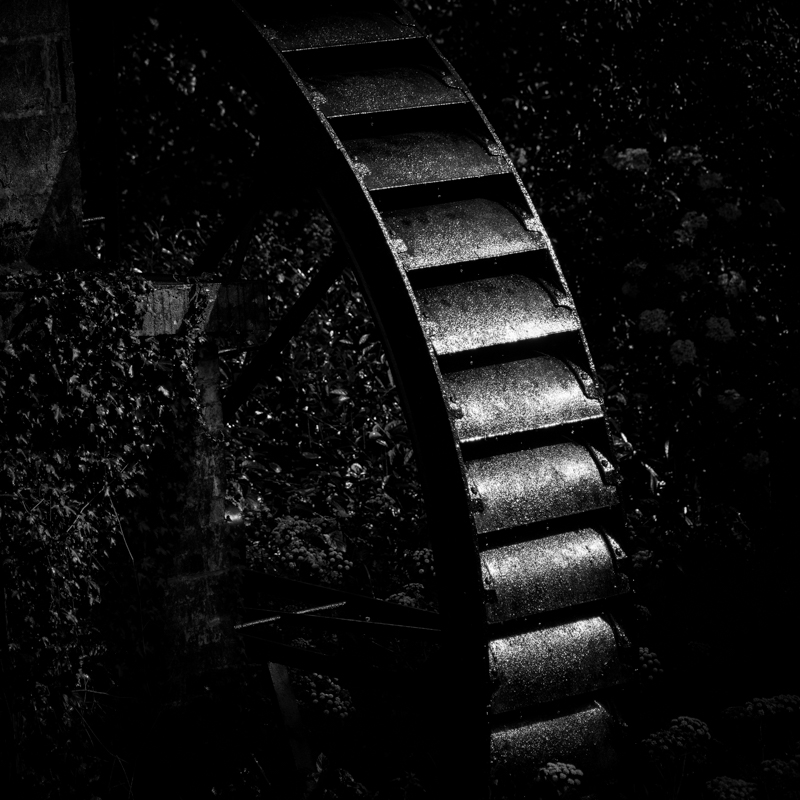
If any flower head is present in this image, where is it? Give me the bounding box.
[718,271,746,297]
[698,171,724,190]
[706,316,735,343]
[609,147,651,173]
[717,389,745,413]
[718,202,742,222]
[535,762,584,796]
[639,309,669,334]
[706,776,757,799]
[670,339,697,366]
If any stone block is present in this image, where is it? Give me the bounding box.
[0,111,76,193]
[0,0,70,40]
[0,112,82,265]
[0,39,49,116]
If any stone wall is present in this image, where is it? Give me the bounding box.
[0,0,84,269]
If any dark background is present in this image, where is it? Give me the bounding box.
[10,0,797,796]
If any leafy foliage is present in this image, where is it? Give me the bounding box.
[0,269,198,791]
[5,0,799,797]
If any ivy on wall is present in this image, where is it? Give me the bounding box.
[0,269,198,789]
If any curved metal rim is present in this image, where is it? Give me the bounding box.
[223,1,633,795]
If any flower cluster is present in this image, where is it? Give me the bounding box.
[632,549,664,571]
[674,716,711,741]
[638,647,665,681]
[248,515,353,584]
[406,548,436,579]
[759,746,800,798]
[294,672,354,720]
[681,211,709,233]
[717,390,746,414]
[624,258,648,276]
[535,762,584,796]
[608,146,651,172]
[718,202,742,222]
[698,171,724,190]
[718,270,746,297]
[639,309,669,334]
[670,339,697,366]
[741,450,769,474]
[642,716,710,767]
[706,776,757,799]
[761,757,800,788]
[386,582,426,609]
[760,196,785,215]
[726,694,800,719]
[669,259,703,281]
[676,211,708,244]
[706,316,736,343]
[667,145,703,165]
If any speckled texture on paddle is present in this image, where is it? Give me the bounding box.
[310,67,466,117]
[481,529,628,623]
[489,616,626,712]
[383,199,546,270]
[268,10,423,51]
[444,355,602,443]
[467,443,618,534]
[491,702,618,785]
[345,130,509,190]
[417,275,578,355]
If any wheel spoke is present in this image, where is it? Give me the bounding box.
[188,169,268,276]
[241,570,442,630]
[237,610,441,641]
[222,252,346,420]
[220,215,256,283]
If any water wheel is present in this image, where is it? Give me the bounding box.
[199,2,634,796]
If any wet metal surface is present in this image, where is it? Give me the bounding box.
[309,67,466,117]
[416,275,578,355]
[245,3,632,782]
[266,11,423,51]
[489,616,627,712]
[345,131,509,190]
[467,443,618,534]
[491,702,617,782]
[481,529,628,623]
[383,199,546,270]
[444,356,603,443]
